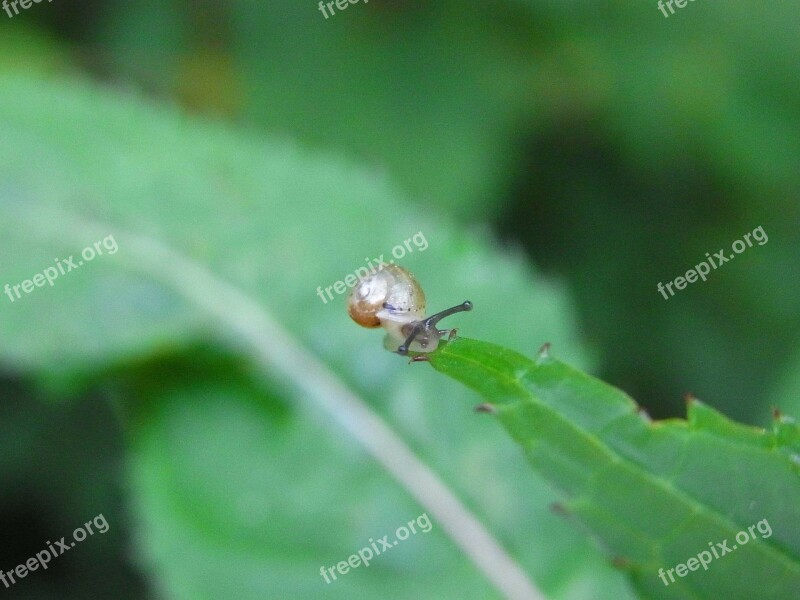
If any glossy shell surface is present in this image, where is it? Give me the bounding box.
[347,264,426,328]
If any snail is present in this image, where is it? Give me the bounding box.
[347,263,472,355]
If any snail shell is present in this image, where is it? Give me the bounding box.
[347,263,425,328]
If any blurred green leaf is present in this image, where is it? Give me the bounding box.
[0,75,634,599]
[98,0,541,220]
[129,376,497,599]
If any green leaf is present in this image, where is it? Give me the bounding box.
[0,74,634,599]
[427,337,800,600]
[127,369,496,600]
[99,0,539,220]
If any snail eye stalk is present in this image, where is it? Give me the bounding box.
[397,301,473,355]
[346,263,472,355]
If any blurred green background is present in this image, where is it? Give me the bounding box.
[0,1,798,598]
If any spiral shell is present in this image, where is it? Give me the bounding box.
[347,264,426,328]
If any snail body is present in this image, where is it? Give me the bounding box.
[347,263,472,354]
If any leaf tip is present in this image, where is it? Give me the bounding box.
[536,342,551,363]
